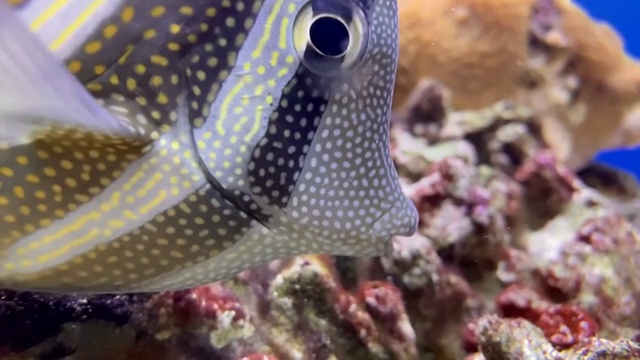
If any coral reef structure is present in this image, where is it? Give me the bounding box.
[2,0,640,359]
[394,0,640,169]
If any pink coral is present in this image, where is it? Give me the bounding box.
[495,284,599,349]
[537,304,599,349]
[165,284,246,327]
[145,283,254,350]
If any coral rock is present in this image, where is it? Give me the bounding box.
[536,304,599,349]
[471,315,639,359]
[495,283,547,321]
[564,338,640,359]
[145,283,254,352]
[476,315,561,359]
[495,284,599,349]
[239,353,278,360]
[395,0,532,111]
[0,290,146,353]
[395,0,640,168]
[359,281,417,359]
[541,214,640,337]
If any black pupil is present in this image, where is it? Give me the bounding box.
[309,16,350,57]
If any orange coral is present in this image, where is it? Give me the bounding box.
[395,0,640,169]
[395,0,533,111]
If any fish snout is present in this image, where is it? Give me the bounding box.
[365,191,418,256]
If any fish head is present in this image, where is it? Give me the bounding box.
[195,0,418,258]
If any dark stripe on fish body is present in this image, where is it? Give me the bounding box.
[64,0,265,132]
[201,174,272,226]
[5,183,254,292]
[61,0,184,132]
[185,1,265,128]
[183,0,273,224]
[248,66,333,207]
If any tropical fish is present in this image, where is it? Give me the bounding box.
[0,0,418,293]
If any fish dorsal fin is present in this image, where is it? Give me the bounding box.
[0,2,143,142]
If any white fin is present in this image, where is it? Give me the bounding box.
[0,2,141,140]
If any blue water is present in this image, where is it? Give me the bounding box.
[575,0,640,180]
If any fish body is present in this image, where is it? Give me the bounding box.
[0,0,418,293]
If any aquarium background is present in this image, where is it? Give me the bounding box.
[577,0,640,180]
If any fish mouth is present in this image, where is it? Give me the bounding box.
[364,196,419,257]
[265,196,419,260]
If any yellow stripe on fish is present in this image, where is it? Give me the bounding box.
[0,0,419,293]
[12,0,128,59]
[0,129,148,248]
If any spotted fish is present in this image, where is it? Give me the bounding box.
[0,0,418,293]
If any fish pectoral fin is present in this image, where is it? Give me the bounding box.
[0,2,143,142]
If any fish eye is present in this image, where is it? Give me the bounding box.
[309,15,350,58]
[292,2,369,76]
